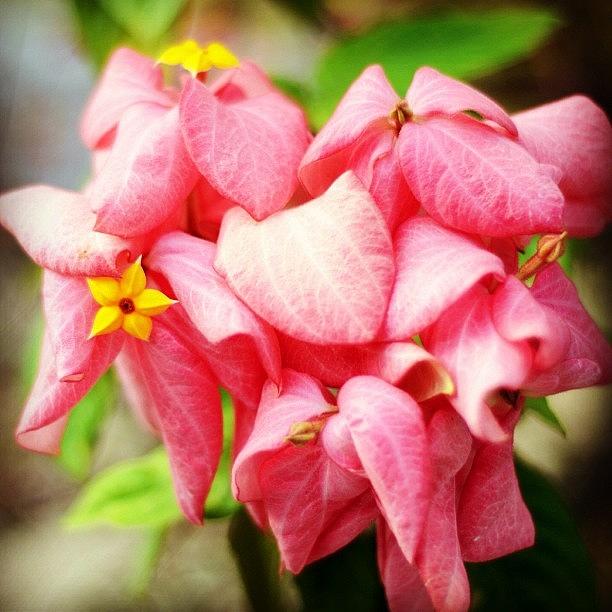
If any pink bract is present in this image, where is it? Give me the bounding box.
[301,65,564,237]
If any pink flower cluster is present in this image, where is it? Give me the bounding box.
[2,46,611,610]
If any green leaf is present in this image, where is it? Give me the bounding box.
[98,0,187,45]
[468,459,597,611]
[57,371,117,479]
[311,8,560,127]
[65,447,182,528]
[524,396,567,437]
[205,390,240,518]
[71,0,127,69]
[271,76,312,110]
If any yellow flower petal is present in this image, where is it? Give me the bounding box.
[122,312,153,341]
[157,40,199,66]
[86,277,121,306]
[158,40,238,75]
[133,288,178,316]
[206,42,239,69]
[120,256,146,297]
[89,305,123,338]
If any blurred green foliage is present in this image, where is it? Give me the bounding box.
[524,396,567,437]
[310,8,560,127]
[71,0,187,68]
[65,389,238,529]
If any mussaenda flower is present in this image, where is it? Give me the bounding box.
[82,43,311,239]
[0,186,280,525]
[299,65,565,236]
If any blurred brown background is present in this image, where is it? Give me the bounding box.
[0,0,610,609]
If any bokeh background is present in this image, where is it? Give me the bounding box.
[0,0,610,610]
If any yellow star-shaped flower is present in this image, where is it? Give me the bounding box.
[87,257,177,342]
[157,40,239,76]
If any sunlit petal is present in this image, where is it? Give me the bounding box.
[120,256,146,297]
[133,288,177,316]
[122,312,153,341]
[89,305,123,338]
[86,276,121,306]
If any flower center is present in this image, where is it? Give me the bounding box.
[388,100,412,134]
[119,297,136,314]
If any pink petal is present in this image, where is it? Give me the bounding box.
[81,47,173,149]
[180,78,311,220]
[526,263,612,394]
[383,217,506,340]
[120,317,222,525]
[377,520,434,612]
[146,231,281,388]
[42,271,97,382]
[279,334,451,401]
[423,286,532,442]
[492,275,569,371]
[210,60,276,102]
[514,95,612,236]
[407,67,516,135]
[0,185,146,276]
[300,65,398,192]
[187,177,235,242]
[214,172,395,344]
[458,410,535,561]
[398,116,565,237]
[90,104,199,238]
[415,409,471,612]
[339,376,430,562]
[17,331,122,453]
[232,369,334,502]
[261,444,373,573]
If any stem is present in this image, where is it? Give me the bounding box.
[131,526,168,597]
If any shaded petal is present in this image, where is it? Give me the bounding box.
[415,409,471,612]
[210,60,277,102]
[398,116,564,237]
[120,319,222,524]
[44,271,98,381]
[377,520,434,612]
[514,95,612,236]
[493,275,569,371]
[458,409,535,561]
[383,217,506,340]
[0,185,146,276]
[526,263,612,394]
[214,172,395,344]
[17,331,122,453]
[81,47,173,149]
[339,376,430,563]
[232,369,334,503]
[180,78,311,220]
[279,334,452,401]
[422,286,532,442]
[261,443,374,573]
[407,66,516,134]
[146,231,281,390]
[90,104,199,238]
[300,65,398,194]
